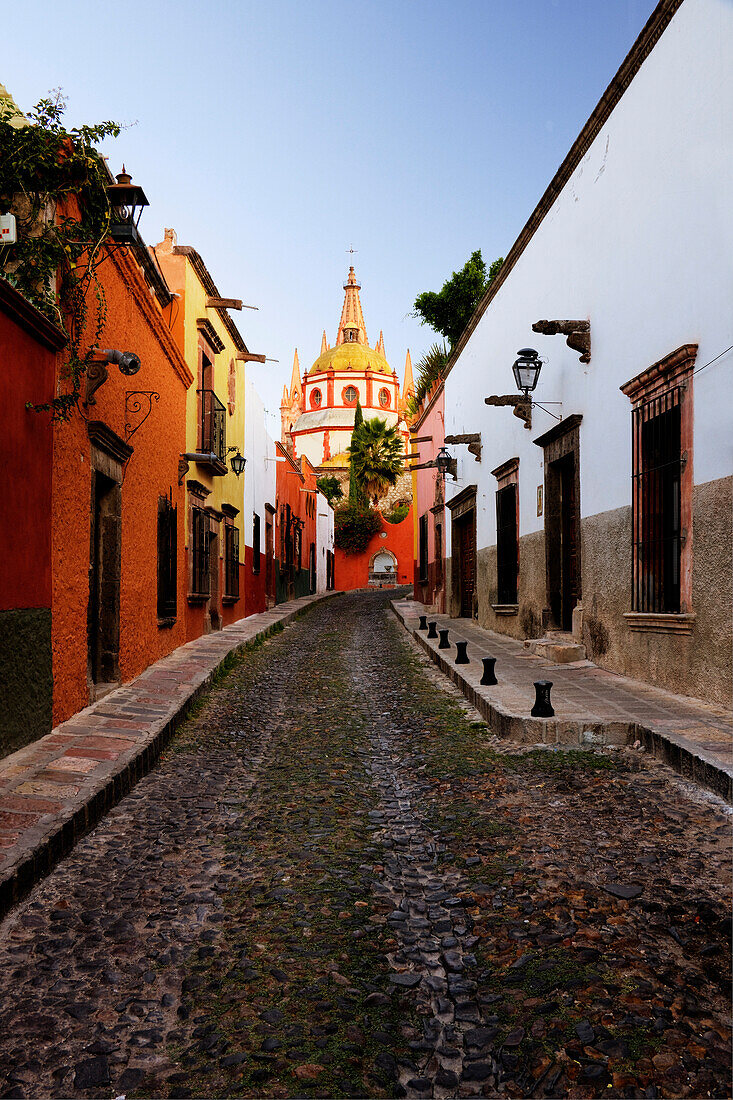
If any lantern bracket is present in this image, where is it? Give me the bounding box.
[532,319,591,364]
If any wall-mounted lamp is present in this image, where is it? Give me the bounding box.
[227,448,246,477]
[435,446,455,479]
[107,167,149,244]
[512,348,542,397]
[84,348,142,405]
[485,347,545,430]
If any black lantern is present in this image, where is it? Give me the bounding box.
[435,446,453,478]
[512,348,542,397]
[107,167,149,244]
[228,449,246,477]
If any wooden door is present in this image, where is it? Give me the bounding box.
[457,511,476,618]
[560,455,579,631]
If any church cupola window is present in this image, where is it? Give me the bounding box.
[378,387,391,408]
[343,322,358,343]
[343,385,358,405]
[310,388,322,409]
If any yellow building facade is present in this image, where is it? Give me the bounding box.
[154,228,250,635]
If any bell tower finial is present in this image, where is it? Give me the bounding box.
[336,266,368,347]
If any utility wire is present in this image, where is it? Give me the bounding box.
[692,343,733,377]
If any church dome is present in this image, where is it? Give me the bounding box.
[308,341,392,376]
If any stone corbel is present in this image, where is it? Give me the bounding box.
[444,433,482,461]
[532,319,591,364]
[484,394,532,429]
[177,457,190,485]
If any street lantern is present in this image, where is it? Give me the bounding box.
[107,167,149,244]
[435,446,453,478]
[512,348,542,397]
[228,449,246,477]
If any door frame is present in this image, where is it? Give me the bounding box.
[447,484,477,619]
[534,414,582,631]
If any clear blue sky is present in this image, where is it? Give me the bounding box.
[3,0,656,425]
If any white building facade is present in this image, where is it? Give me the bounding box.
[316,491,335,593]
[442,0,732,706]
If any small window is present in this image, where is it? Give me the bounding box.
[310,388,322,409]
[157,495,177,620]
[253,512,261,574]
[379,388,390,408]
[224,523,240,599]
[344,385,358,404]
[633,394,682,612]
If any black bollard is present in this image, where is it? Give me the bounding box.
[531,680,554,718]
[427,621,438,639]
[418,615,428,630]
[480,657,498,685]
[455,640,469,664]
[438,628,450,649]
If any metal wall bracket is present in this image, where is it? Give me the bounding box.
[84,360,109,406]
[124,391,160,442]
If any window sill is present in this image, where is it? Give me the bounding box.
[624,612,695,635]
[492,603,519,616]
[222,595,239,605]
[187,593,209,605]
[157,617,177,629]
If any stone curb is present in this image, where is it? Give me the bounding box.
[0,591,341,920]
[392,600,732,804]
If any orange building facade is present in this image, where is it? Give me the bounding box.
[51,243,192,725]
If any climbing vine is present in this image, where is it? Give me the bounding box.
[0,91,121,418]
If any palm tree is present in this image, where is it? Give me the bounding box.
[407,341,449,419]
[348,416,405,506]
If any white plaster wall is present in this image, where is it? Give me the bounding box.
[444,0,733,556]
[243,377,276,549]
[316,492,335,592]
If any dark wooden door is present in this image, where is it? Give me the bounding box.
[560,456,579,631]
[456,511,476,618]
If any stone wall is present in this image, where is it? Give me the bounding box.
[0,609,52,758]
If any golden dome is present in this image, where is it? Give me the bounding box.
[308,342,392,376]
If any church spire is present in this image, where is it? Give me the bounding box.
[320,329,329,356]
[403,349,414,397]
[335,266,368,347]
[289,348,302,396]
[376,330,385,357]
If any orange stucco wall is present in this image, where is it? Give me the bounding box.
[334,506,415,591]
[51,246,192,725]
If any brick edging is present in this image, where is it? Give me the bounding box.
[0,591,342,920]
[391,602,732,804]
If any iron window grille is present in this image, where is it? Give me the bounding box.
[496,483,518,604]
[224,524,240,599]
[191,505,210,597]
[157,495,177,619]
[199,389,226,461]
[632,386,682,613]
[252,512,261,574]
[309,542,316,593]
[418,514,429,583]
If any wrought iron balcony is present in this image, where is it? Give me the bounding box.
[197,389,227,475]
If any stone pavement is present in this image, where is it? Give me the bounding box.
[393,599,733,803]
[0,591,339,918]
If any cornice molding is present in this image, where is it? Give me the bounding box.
[87,420,133,465]
[0,278,67,351]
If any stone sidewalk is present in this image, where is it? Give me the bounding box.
[0,591,339,918]
[393,598,733,803]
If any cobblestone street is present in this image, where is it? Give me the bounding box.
[0,591,730,1100]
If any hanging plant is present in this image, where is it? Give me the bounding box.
[0,91,121,419]
[334,502,382,555]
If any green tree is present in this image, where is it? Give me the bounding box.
[348,416,404,506]
[348,399,365,504]
[315,475,343,506]
[412,250,504,349]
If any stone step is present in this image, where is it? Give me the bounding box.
[524,636,587,663]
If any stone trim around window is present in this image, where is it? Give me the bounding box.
[621,344,696,616]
